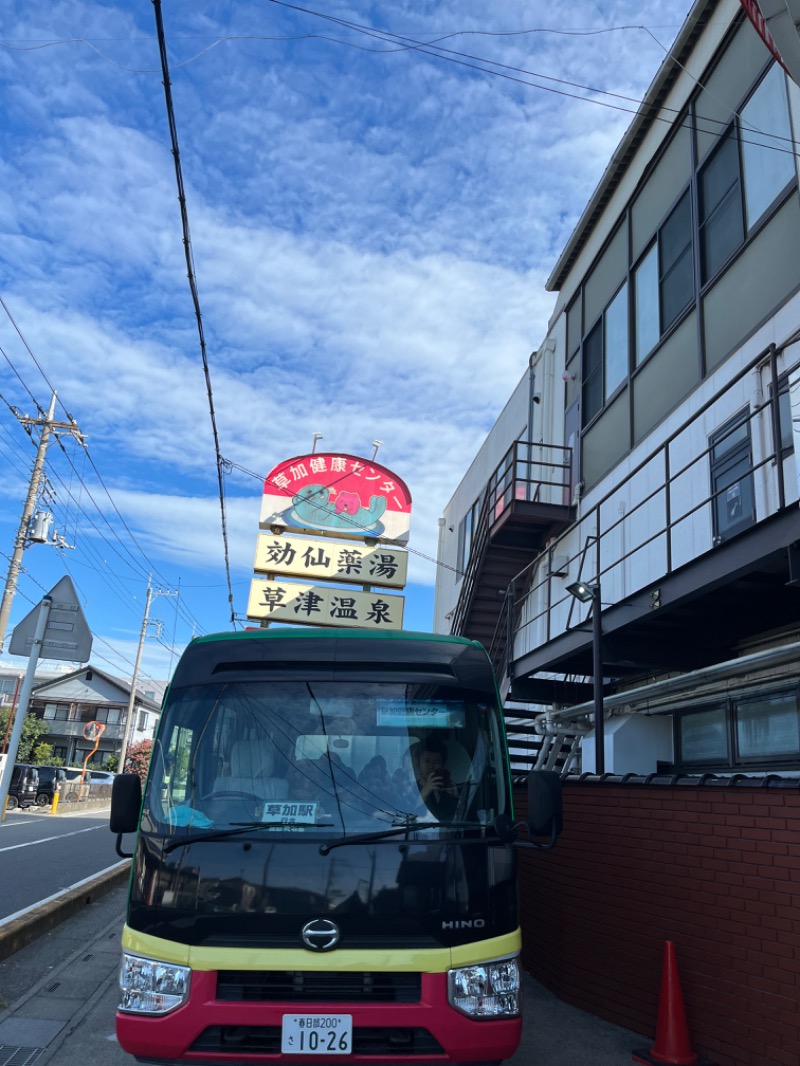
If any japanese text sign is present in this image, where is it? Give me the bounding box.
[260,453,412,544]
[247,579,404,630]
[253,533,408,589]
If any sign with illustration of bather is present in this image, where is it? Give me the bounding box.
[253,532,408,589]
[247,579,404,630]
[259,453,412,544]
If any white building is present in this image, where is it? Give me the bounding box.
[436,0,800,777]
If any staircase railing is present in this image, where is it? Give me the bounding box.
[449,439,573,641]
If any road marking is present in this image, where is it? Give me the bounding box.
[0,824,103,852]
[0,859,128,927]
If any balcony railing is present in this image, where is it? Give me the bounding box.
[503,340,800,680]
[40,720,126,741]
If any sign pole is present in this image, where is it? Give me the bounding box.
[0,595,52,819]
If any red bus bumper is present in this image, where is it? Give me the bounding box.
[116,970,521,1064]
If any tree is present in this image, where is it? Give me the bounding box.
[31,742,58,766]
[125,739,153,783]
[0,707,50,763]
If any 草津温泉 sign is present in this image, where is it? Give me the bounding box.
[260,453,412,544]
[253,532,408,589]
[247,579,404,630]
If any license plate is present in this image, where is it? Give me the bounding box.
[281,1014,353,1055]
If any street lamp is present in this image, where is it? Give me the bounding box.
[566,579,605,775]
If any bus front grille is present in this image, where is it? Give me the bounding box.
[217,970,422,1003]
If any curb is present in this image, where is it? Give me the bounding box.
[0,861,131,961]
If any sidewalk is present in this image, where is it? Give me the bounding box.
[0,880,643,1065]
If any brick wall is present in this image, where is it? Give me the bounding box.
[516,776,800,1066]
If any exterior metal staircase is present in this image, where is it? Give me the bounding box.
[449,439,573,656]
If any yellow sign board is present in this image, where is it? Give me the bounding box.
[253,533,408,589]
[247,580,405,630]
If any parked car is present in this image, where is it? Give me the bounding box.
[6,764,39,810]
[88,770,116,785]
[87,769,116,798]
[33,765,68,806]
[57,767,115,799]
[61,768,90,802]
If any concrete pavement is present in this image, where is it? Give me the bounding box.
[0,877,644,1066]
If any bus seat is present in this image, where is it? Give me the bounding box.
[215,740,288,800]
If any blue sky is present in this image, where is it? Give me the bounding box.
[0,1,682,687]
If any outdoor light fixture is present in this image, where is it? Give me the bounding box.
[566,580,594,602]
[566,579,605,775]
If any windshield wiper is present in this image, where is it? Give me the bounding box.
[318,819,487,855]
[162,820,333,853]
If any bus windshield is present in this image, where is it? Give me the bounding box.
[144,678,509,839]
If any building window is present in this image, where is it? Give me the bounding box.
[659,192,694,329]
[735,691,800,759]
[635,191,694,364]
[774,372,797,454]
[43,702,71,721]
[0,678,18,698]
[634,245,659,363]
[582,320,603,424]
[709,410,755,542]
[699,64,794,286]
[677,689,800,769]
[582,283,628,426]
[604,284,628,398]
[678,705,729,763]
[93,707,122,725]
[457,497,481,577]
[739,64,795,229]
[699,128,743,283]
[138,711,149,732]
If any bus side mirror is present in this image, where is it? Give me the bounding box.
[110,773,142,857]
[524,770,563,849]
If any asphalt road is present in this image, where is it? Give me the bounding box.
[0,805,121,921]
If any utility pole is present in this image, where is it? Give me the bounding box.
[118,582,153,775]
[0,392,85,652]
[117,580,177,772]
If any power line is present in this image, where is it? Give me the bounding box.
[151,0,236,628]
[262,0,800,158]
[5,11,796,156]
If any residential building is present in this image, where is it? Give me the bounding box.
[436,0,800,777]
[25,665,161,767]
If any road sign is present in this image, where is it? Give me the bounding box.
[9,576,92,661]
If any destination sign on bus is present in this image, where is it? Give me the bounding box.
[376,700,465,728]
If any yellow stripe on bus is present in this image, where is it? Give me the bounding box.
[120,926,522,972]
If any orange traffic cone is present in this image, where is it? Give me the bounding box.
[632,941,716,1066]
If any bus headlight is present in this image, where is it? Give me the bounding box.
[448,956,521,1018]
[119,953,190,1015]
